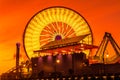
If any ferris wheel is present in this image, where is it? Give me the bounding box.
[23,6,93,59]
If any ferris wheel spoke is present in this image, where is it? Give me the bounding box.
[67,32,75,38]
[54,22,59,33]
[39,14,48,25]
[51,23,58,33]
[40,37,51,42]
[56,22,60,34]
[40,41,49,47]
[45,25,54,34]
[35,16,45,27]
[61,22,64,35]
[73,18,83,29]
[40,34,51,37]
[42,27,54,35]
[64,26,73,38]
[65,23,69,31]
[62,24,68,36]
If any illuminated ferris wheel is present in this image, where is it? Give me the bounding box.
[23,6,93,59]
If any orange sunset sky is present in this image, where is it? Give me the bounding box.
[0,0,120,74]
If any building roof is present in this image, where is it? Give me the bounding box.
[34,34,98,53]
[41,34,90,49]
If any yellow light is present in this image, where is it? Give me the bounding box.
[106,54,109,58]
[23,64,26,67]
[56,59,60,63]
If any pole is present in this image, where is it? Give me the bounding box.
[16,43,20,79]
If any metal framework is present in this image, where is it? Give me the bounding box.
[94,32,120,63]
